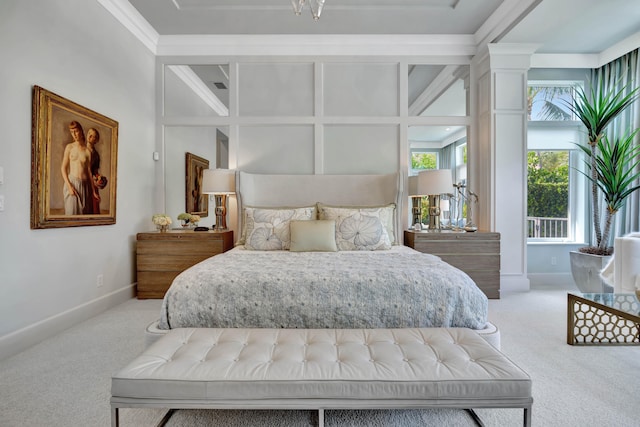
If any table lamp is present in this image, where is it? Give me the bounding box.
[408,175,424,230]
[202,169,235,231]
[417,169,453,232]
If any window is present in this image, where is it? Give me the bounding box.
[410,150,437,173]
[527,80,587,243]
[527,150,569,239]
[528,81,580,121]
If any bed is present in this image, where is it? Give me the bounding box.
[147,172,497,346]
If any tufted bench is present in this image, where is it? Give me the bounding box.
[111,328,532,426]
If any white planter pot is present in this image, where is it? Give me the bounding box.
[569,251,613,293]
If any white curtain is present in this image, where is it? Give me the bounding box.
[439,143,454,169]
[591,48,640,241]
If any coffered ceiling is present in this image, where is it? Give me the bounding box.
[123,0,640,55]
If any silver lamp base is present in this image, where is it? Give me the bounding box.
[213,194,228,231]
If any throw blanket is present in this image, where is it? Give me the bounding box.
[159,246,488,330]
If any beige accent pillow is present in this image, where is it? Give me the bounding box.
[289,220,338,252]
[243,206,316,250]
[317,203,396,245]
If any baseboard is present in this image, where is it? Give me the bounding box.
[0,284,136,361]
[499,274,531,293]
[527,272,578,290]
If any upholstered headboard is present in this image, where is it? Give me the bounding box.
[236,171,402,243]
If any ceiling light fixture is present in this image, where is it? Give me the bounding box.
[291,0,325,20]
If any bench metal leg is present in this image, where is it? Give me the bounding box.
[111,407,119,427]
[466,409,485,427]
[524,407,532,427]
[157,409,176,427]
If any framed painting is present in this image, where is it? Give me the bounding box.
[31,86,118,229]
[185,152,209,217]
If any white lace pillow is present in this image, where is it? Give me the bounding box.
[318,203,396,245]
[318,205,393,251]
[244,206,316,250]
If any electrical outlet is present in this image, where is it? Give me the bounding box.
[551,257,557,266]
[97,274,103,287]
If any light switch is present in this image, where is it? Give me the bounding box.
[0,195,4,211]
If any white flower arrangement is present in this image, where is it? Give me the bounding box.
[152,214,172,226]
[189,214,201,224]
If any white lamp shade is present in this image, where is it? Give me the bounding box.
[202,169,235,194]
[408,176,420,196]
[417,169,453,195]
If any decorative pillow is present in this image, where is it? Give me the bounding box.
[289,220,338,252]
[243,206,316,250]
[317,203,396,245]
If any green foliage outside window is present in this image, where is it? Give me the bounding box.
[411,152,437,170]
[527,151,569,218]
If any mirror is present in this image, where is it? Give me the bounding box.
[164,64,230,117]
[162,63,230,225]
[164,125,229,228]
[408,64,469,117]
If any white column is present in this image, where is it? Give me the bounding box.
[471,43,538,293]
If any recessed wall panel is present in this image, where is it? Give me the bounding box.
[238,125,314,174]
[323,125,398,174]
[494,71,525,110]
[324,63,398,116]
[238,63,314,116]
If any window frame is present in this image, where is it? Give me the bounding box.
[526,121,587,243]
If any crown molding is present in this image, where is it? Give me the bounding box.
[598,31,640,67]
[530,54,598,69]
[156,34,477,57]
[97,0,159,54]
[100,0,638,67]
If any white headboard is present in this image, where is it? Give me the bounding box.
[236,171,402,242]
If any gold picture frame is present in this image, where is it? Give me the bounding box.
[31,86,118,229]
[185,152,209,217]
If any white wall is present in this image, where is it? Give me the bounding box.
[0,0,156,360]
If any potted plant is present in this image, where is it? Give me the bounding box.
[566,76,640,292]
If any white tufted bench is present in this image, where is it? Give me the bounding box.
[111,328,532,426]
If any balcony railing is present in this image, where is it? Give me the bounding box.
[527,216,568,239]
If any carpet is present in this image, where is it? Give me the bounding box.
[120,407,498,426]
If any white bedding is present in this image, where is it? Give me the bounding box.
[158,245,489,331]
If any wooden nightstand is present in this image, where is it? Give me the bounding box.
[136,229,233,299]
[404,230,501,299]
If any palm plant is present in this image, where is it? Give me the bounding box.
[566,76,640,255]
[576,130,640,253]
[527,85,573,121]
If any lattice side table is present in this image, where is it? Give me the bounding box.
[567,293,640,345]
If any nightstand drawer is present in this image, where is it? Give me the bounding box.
[137,240,224,257]
[136,230,233,299]
[412,241,500,256]
[405,230,501,299]
[437,254,500,271]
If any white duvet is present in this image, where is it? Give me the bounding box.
[159,245,489,330]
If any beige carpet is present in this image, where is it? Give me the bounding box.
[120,407,494,426]
[1,275,639,426]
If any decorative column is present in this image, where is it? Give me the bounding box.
[470,43,537,292]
